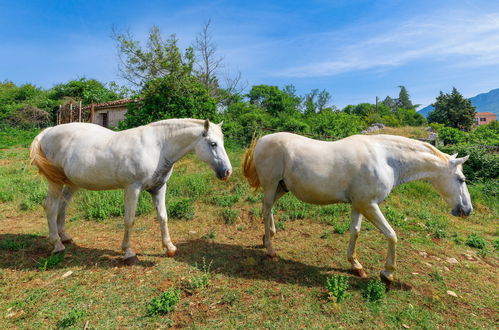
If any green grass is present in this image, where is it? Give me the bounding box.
[0,137,497,329]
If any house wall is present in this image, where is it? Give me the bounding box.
[92,106,127,128]
[474,113,497,126]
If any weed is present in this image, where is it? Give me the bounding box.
[211,194,239,207]
[221,209,238,224]
[362,280,386,303]
[334,221,350,234]
[19,185,46,211]
[383,206,406,227]
[168,198,195,220]
[320,230,332,239]
[425,215,448,238]
[146,288,181,316]
[466,233,486,249]
[78,190,152,220]
[494,238,499,250]
[429,268,444,283]
[325,274,349,303]
[221,290,240,306]
[182,257,212,291]
[202,228,217,240]
[250,207,261,218]
[246,194,261,203]
[56,308,86,329]
[37,253,65,271]
[275,221,285,230]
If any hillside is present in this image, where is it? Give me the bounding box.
[418,88,499,117]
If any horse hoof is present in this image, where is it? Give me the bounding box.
[123,255,139,266]
[52,249,65,256]
[167,249,176,257]
[380,272,393,289]
[353,268,368,278]
[62,239,73,245]
[266,253,278,260]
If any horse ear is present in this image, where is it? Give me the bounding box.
[204,120,210,132]
[217,121,224,127]
[450,153,458,159]
[450,155,469,167]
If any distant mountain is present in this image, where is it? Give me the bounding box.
[418,88,499,117]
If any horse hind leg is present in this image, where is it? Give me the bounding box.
[57,186,77,245]
[45,183,65,254]
[348,208,367,278]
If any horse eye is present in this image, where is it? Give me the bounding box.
[210,142,217,147]
[458,177,466,183]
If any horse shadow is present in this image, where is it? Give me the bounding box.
[0,233,155,270]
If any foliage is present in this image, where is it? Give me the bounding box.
[438,126,467,145]
[325,274,349,303]
[308,110,364,138]
[182,257,212,291]
[0,127,40,148]
[438,145,498,182]
[221,209,238,224]
[468,121,499,146]
[362,280,386,303]
[146,288,181,316]
[466,234,486,249]
[50,78,126,105]
[121,75,217,128]
[247,85,301,117]
[428,87,476,131]
[113,26,195,88]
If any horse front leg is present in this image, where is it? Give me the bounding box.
[361,203,398,284]
[122,184,141,265]
[262,187,278,258]
[149,184,177,257]
[348,208,367,278]
[45,183,65,254]
[56,186,77,245]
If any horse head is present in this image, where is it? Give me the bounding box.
[432,154,473,217]
[194,120,232,180]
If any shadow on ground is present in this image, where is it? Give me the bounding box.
[0,233,155,270]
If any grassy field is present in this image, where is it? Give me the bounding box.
[0,129,497,329]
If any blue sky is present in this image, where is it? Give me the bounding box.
[1,0,499,109]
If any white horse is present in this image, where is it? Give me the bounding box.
[243,133,472,283]
[30,119,232,264]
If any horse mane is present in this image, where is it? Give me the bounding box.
[370,134,449,164]
[146,119,221,138]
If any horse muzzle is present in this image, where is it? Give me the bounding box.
[451,206,473,217]
[216,167,232,181]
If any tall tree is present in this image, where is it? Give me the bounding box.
[396,85,414,109]
[428,87,476,131]
[113,26,195,88]
[303,89,332,115]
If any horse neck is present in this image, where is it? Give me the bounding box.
[146,120,203,162]
[389,144,448,186]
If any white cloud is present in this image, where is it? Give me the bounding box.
[276,11,499,78]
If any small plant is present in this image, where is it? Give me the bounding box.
[56,308,85,328]
[275,221,285,230]
[325,274,349,303]
[211,194,239,207]
[146,288,181,316]
[320,230,332,239]
[182,258,212,291]
[466,233,486,249]
[429,268,444,283]
[221,209,238,224]
[0,238,31,251]
[493,238,499,250]
[334,221,350,235]
[246,194,261,203]
[37,253,65,271]
[202,228,217,240]
[425,216,448,239]
[168,198,195,220]
[362,280,386,303]
[221,290,240,306]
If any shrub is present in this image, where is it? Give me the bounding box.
[168,198,195,220]
[146,288,181,316]
[438,145,498,182]
[362,280,386,303]
[56,309,86,329]
[438,127,467,145]
[466,234,486,249]
[325,274,349,303]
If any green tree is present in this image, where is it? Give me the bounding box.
[428,87,476,131]
[121,75,217,128]
[113,26,195,88]
[247,85,301,117]
[49,78,125,105]
[396,85,414,110]
[303,89,332,116]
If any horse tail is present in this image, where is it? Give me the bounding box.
[30,128,74,187]
[243,137,261,190]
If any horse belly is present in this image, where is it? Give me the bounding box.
[286,176,349,205]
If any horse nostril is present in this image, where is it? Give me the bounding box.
[225,169,232,178]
